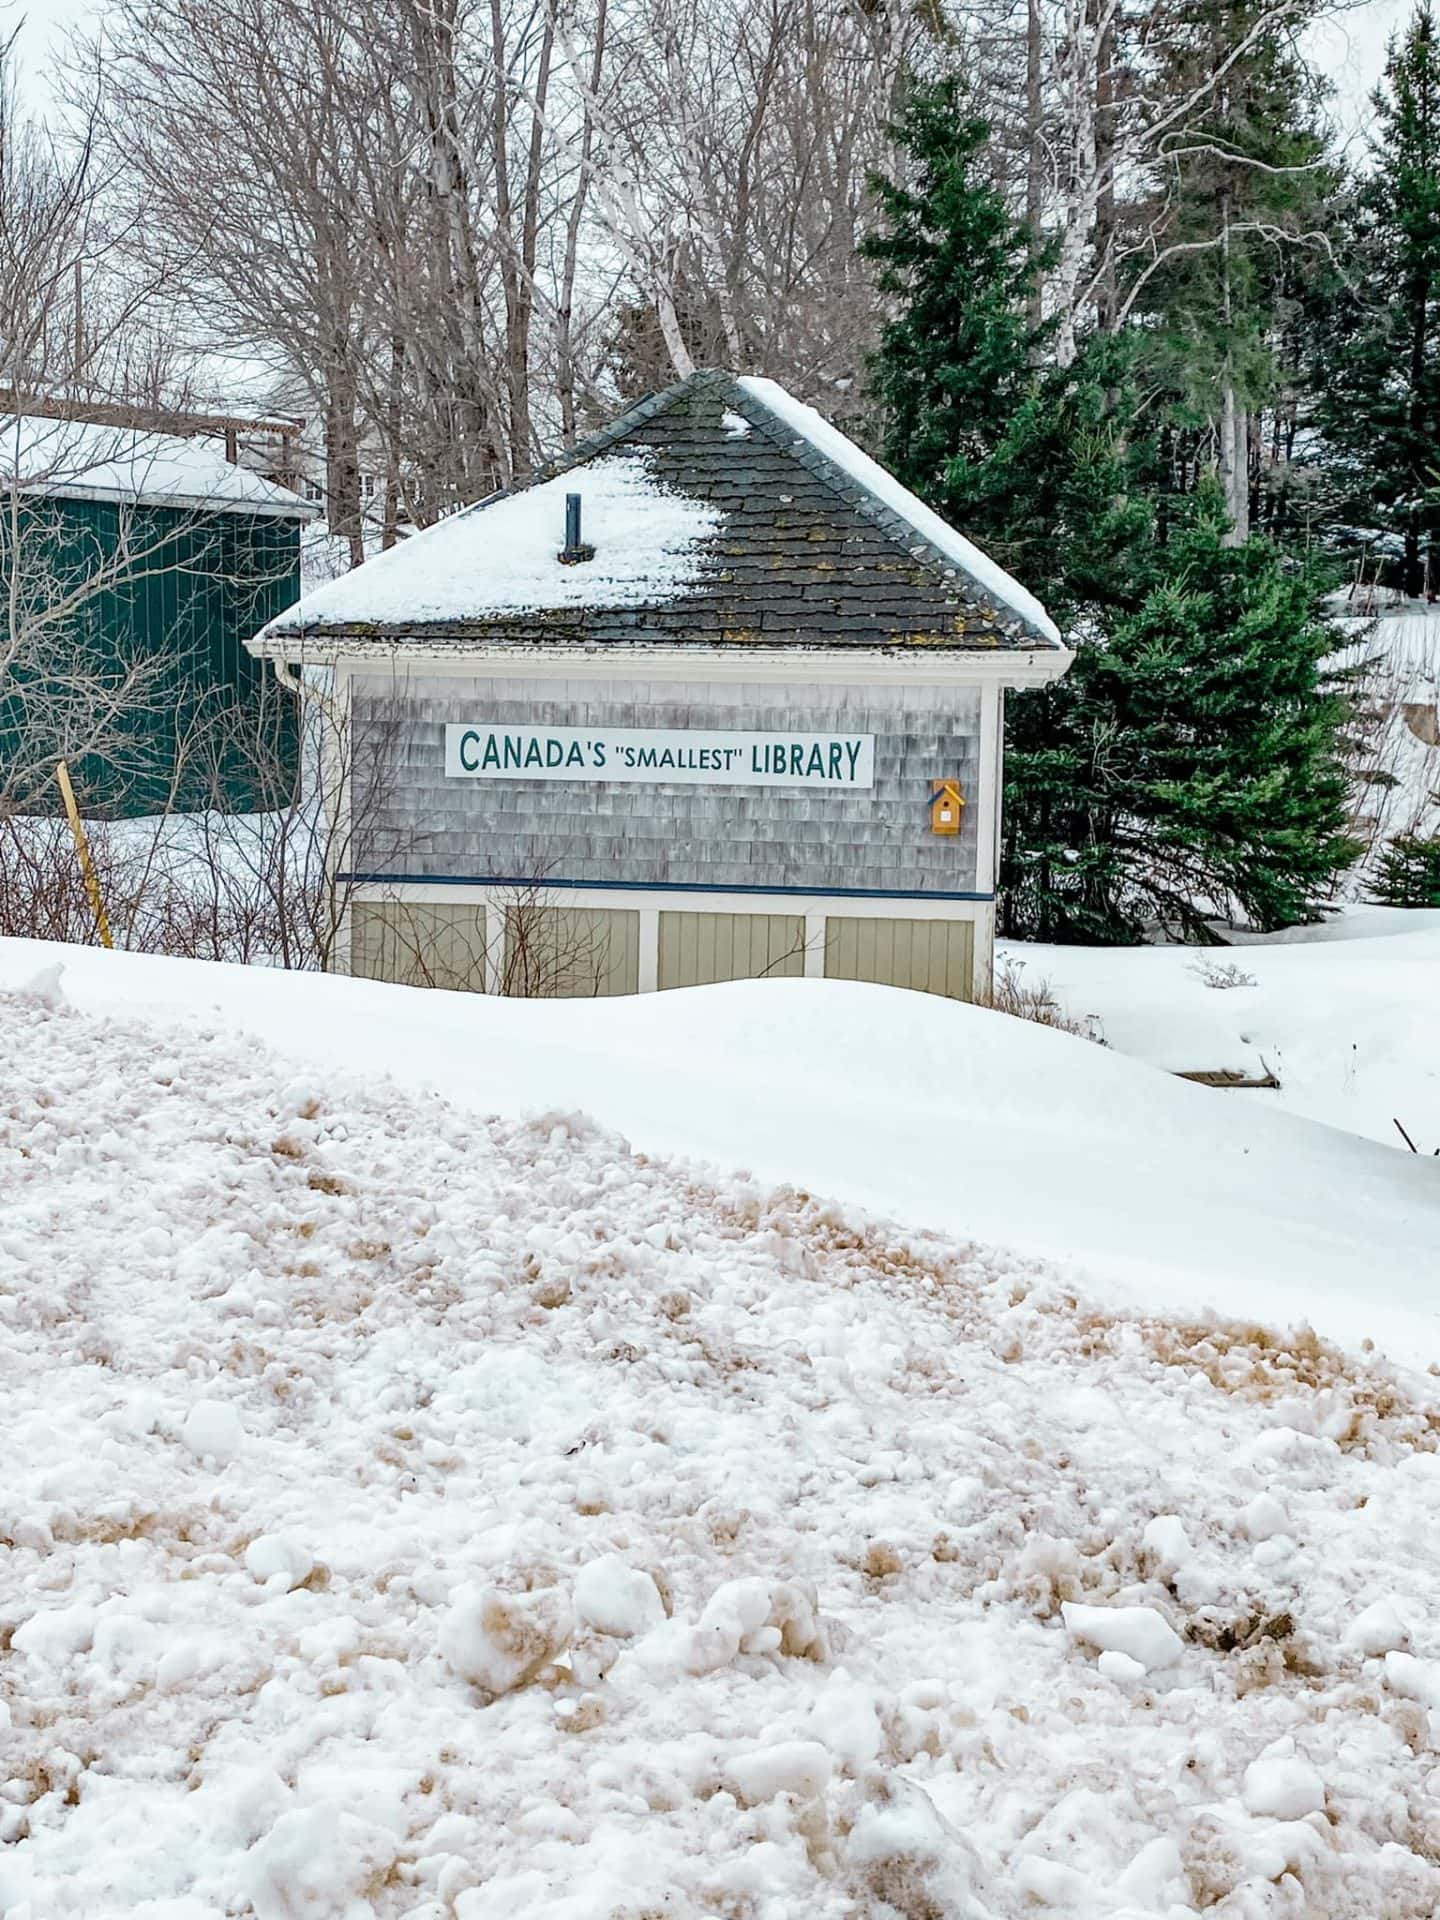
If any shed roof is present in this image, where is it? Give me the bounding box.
[252,369,1060,655]
[2,414,317,520]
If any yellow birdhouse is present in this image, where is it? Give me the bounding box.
[929,781,964,836]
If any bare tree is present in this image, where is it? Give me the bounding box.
[556,0,916,402]
[93,0,395,553]
[0,48,237,814]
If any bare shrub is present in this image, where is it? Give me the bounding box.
[0,814,137,944]
[980,956,1097,1039]
[1187,958,1256,990]
[500,894,613,998]
[0,680,380,967]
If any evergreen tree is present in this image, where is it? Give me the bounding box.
[862,81,1150,623]
[862,82,1051,520]
[865,77,1359,942]
[1006,487,1357,941]
[1373,831,1440,905]
[1316,4,1440,597]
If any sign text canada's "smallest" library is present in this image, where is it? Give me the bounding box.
[248,370,1070,1002]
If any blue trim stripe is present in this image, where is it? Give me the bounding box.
[339,871,994,903]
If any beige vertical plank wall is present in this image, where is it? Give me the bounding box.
[503,906,640,998]
[352,902,488,990]
[823,916,975,1001]
[354,901,640,996]
[657,911,806,989]
[354,900,978,1001]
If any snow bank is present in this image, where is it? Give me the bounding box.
[1330,611,1440,886]
[1061,1602,1184,1672]
[1242,1752,1326,1821]
[573,1556,665,1638]
[5,970,1440,1916]
[1333,609,1440,709]
[261,452,721,633]
[4,939,1437,1364]
[1005,922,1440,1153]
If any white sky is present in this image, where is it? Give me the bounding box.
[5,0,94,110]
[6,0,1420,130]
[1311,0,1414,153]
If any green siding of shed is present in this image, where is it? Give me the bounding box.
[1,496,302,816]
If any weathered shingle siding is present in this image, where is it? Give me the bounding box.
[350,672,984,897]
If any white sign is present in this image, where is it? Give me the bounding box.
[445,722,875,788]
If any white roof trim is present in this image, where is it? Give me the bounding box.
[255,639,1073,688]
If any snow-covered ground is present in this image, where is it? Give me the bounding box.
[3,945,1440,1917]
[1332,607,1440,885]
[1003,913,1440,1155]
[3,938,1437,1357]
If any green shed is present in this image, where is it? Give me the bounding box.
[1,414,318,817]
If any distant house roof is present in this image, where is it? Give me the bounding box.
[251,368,1061,657]
[2,414,317,520]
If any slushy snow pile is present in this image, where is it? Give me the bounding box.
[6,938,1436,1360]
[5,952,1440,1917]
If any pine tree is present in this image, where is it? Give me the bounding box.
[1121,490,1350,927]
[1003,490,1357,942]
[1373,832,1440,905]
[1316,3,1440,597]
[862,80,1149,623]
[864,78,1359,942]
[862,81,1051,519]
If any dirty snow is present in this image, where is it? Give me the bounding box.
[6,958,1440,1917]
[260,453,722,636]
[738,377,1063,647]
[3,939,1436,1363]
[0,415,314,519]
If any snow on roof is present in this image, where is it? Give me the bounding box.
[738,375,1062,646]
[1,414,316,519]
[267,454,722,632]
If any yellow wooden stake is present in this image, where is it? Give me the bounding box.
[54,759,114,950]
